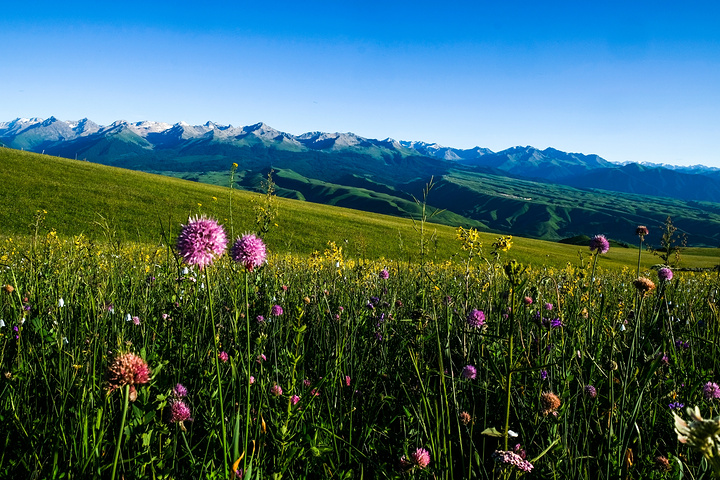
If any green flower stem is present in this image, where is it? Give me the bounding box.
[206,267,229,478]
[243,270,251,473]
[110,384,130,480]
[504,334,514,451]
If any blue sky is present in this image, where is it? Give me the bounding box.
[2,1,720,166]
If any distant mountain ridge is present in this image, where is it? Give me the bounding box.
[4,116,720,246]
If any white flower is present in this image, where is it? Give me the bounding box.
[58,298,65,308]
[182,267,189,275]
[0,319,5,328]
[125,313,132,322]
[508,430,518,437]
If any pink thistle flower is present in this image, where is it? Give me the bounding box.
[169,399,192,423]
[636,225,649,238]
[411,448,431,469]
[271,305,283,316]
[379,269,389,279]
[176,215,228,270]
[589,234,610,254]
[231,234,267,272]
[108,352,151,402]
[291,395,300,405]
[219,351,229,363]
[271,384,283,396]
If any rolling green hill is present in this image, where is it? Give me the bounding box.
[2,148,720,270]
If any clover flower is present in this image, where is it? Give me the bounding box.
[231,234,267,272]
[589,234,610,254]
[704,382,720,400]
[173,383,188,398]
[176,215,228,270]
[271,305,283,317]
[411,448,430,469]
[462,365,477,380]
[219,351,229,363]
[291,395,300,405]
[466,309,486,329]
[492,450,534,472]
[379,269,389,279]
[585,384,597,399]
[271,384,283,396]
[169,399,192,423]
[108,352,151,402]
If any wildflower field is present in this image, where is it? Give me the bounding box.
[2,204,720,480]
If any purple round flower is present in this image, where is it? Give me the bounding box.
[589,234,610,254]
[466,309,486,329]
[584,384,597,399]
[256,315,265,324]
[658,267,673,282]
[169,399,192,423]
[540,370,548,381]
[704,381,720,400]
[231,234,267,272]
[176,215,228,270]
[173,383,188,398]
[462,365,477,380]
[379,268,389,279]
[271,305,283,316]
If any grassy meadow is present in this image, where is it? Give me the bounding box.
[2,149,720,478]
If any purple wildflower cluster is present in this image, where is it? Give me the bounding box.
[533,311,563,329]
[675,339,690,350]
[668,401,685,410]
[492,446,534,473]
[168,383,192,425]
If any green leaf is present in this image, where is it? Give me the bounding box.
[481,427,504,437]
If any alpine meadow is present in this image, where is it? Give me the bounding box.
[4,146,720,480]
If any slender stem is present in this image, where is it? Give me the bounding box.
[110,384,130,480]
[181,430,195,463]
[207,267,228,477]
[243,270,251,472]
[504,334,514,451]
[636,239,643,278]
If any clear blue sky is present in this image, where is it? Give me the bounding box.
[2,1,720,166]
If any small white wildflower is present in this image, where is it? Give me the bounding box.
[58,298,65,308]
[508,430,518,437]
[182,267,189,275]
[125,313,132,322]
[0,319,5,328]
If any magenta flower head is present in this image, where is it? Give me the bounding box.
[177,215,228,270]
[411,448,431,469]
[467,309,486,329]
[219,351,229,363]
[379,268,390,280]
[584,384,597,399]
[589,234,610,254]
[271,305,283,317]
[169,399,192,423]
[658,267,674,282]
[173,383,188,398]
[231,233,267,272]
[291,394,300,405]
[703,381,720,400]
[462,365,477,380]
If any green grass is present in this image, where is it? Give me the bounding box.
[2,148,720,271]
